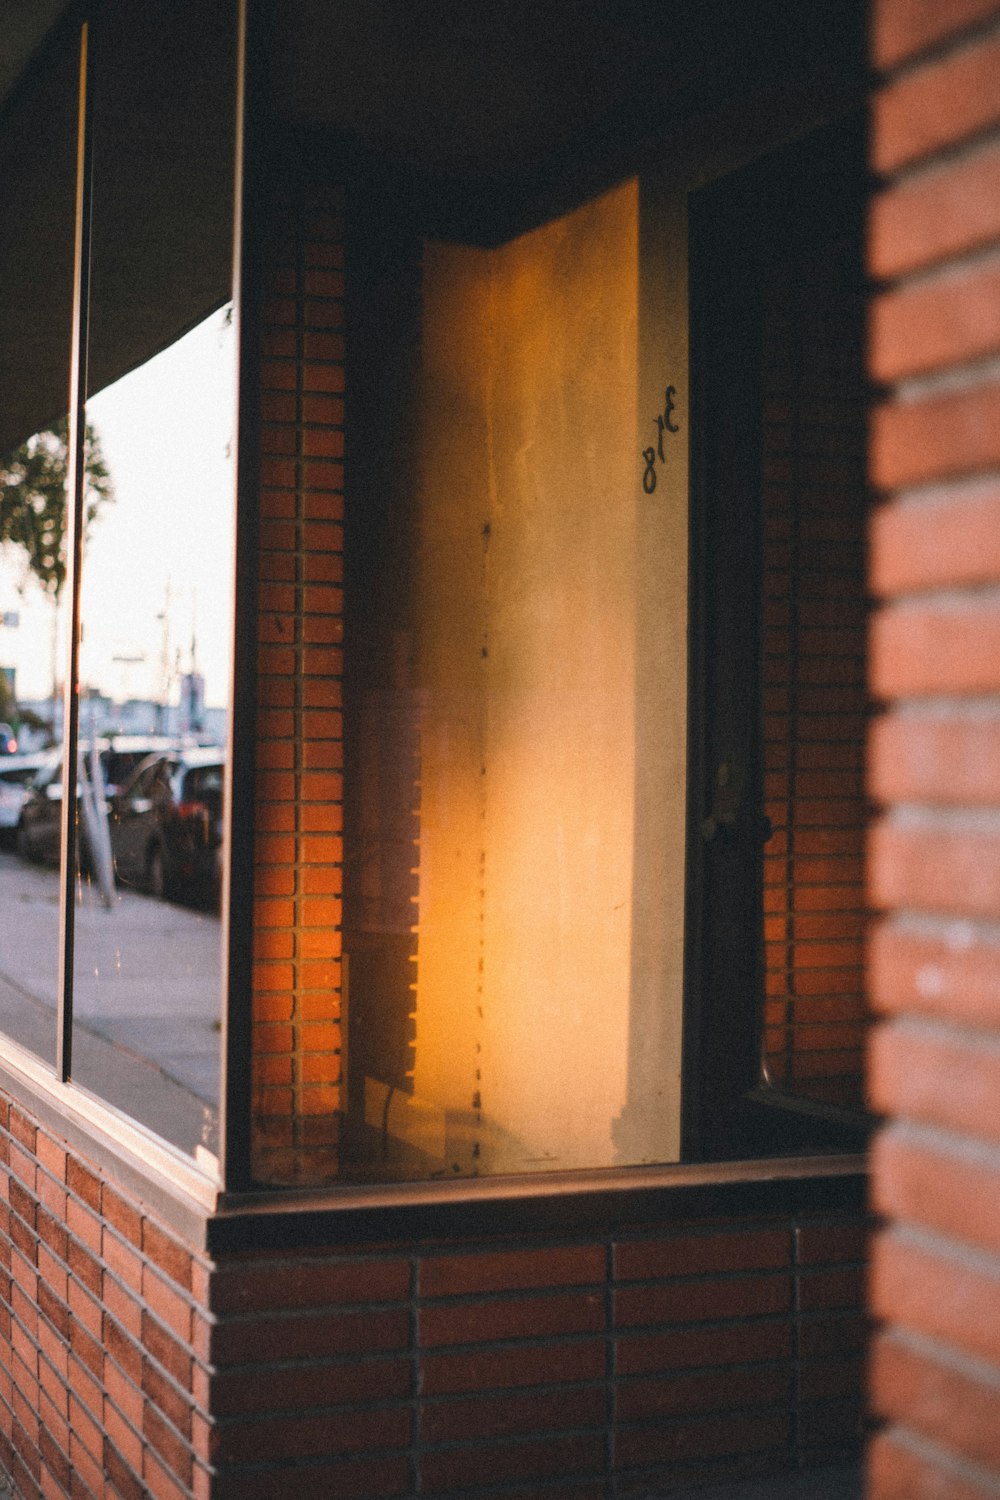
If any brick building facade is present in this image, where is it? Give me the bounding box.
[0,0,997,1496]
[867,1,1000,1494]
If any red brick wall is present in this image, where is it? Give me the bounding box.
[0,1087,867,1500]
[251,174,346,1185]
[0,1098,213,1500]
[760,225,870,1109]
[204,1206,867,1499]
[866,0,1000,1494]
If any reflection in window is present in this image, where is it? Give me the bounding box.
[0,30,79,1070]
[0,0,236,1164]
[0,421,112,1069]
[68,0,238,1164]
[0,0,238,1172]
[71,309,234,1160]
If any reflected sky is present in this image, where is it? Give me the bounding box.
[2,307,235,711]
[85,305,235,713]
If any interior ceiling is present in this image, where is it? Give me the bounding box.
[0,0,69,110]
[270,0,865,190]
[270,0,718,179]
[0,0,864,457]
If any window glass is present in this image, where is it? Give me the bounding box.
[688,118,869,1157]
[0,35,79,1069]
[70,0,238,1164]
[322,181,686,1182]
[758,217,868,1112]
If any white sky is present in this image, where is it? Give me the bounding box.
[1,307,236,708]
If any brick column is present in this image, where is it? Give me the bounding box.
[251,173,346,1184]
[866,1,1000,1494]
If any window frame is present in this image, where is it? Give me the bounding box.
[682,115,875,1163]
[0,5,874,1214]
[0,0,254,1199]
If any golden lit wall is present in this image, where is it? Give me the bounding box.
[363,178,688,1173]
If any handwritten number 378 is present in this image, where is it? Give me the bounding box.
[642,385,679,494]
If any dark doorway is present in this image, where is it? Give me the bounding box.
[686,116,871,1159]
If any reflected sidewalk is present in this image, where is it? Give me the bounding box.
[0,850,220,1156]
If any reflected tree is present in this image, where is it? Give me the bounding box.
[0,419,113,600]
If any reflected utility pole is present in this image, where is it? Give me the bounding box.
[157,580,172,736]
[111,653,143,732]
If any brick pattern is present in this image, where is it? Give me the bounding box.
[867,3,1000,1496]
[0,1097,211,1500]
[0,1088,867,1500]
[205,1215,866,1499]
[251,173,346,1185]
[0,112,880,1500]
[759,212,870,1107]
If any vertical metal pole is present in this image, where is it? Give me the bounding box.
[220,0,262,1191]
[57,21,93,1082]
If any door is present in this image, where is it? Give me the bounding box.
[686,116,871,1159]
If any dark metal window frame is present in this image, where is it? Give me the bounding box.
[0,8,873,1224]
[0,0,254,1202]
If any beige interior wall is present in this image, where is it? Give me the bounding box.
[383,175,689,1173]
[616,173,690,1163]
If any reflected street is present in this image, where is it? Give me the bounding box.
[0,850,219,1156]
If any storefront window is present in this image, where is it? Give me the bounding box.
[0,34,78,1071]
[321,178,689,1182]
[72,0,237,1163]
[0,0,239,1173]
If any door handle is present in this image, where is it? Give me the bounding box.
[702,760,740,843]
[700,761,774,845]
[701,810,774,845]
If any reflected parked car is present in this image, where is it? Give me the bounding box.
[108,747,225,908]
[15,750,64,864]
[16,736,174,867]
[0,753,50,848]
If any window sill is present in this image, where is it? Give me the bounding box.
[207,1152,867,1252]
[0,1042,218,1247]
[0,1042,866,1253]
